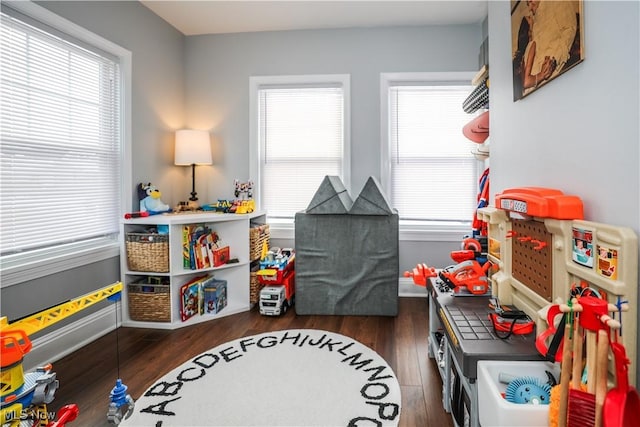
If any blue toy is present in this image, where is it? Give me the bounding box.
[107,378,135,424]
[138,183,171,214]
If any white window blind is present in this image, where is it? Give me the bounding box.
[258,85,345,219]
[389,84,478,223]
[1,7,122,256]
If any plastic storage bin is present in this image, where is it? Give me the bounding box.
[477,360,560,427]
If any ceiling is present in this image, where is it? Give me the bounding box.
[140,1,488,36]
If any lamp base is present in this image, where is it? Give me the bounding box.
[175,200,200,212]
[189,164,200,207]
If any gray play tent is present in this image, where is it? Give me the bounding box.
[294,176,399,316]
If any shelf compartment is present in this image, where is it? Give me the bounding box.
[120,211,265,329]
[127,278,171,322]
[125,232,169,272]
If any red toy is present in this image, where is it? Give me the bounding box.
[124,211,149,219]
[257,246,296,316]
[48,404,79,427]
[439,260,492,295]
[403,263,437,287]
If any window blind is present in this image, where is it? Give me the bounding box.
[389,85,478,222]
[1,8,122,256]
[258,87,344,219]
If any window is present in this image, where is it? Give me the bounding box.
[381,72,480,234]
[250,75,350,224]
[0,2,131,286]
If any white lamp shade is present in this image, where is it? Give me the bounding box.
[174,129,212,165]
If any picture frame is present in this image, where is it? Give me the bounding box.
[511,0,584,101]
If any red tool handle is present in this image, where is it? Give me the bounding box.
[124,211,149,219]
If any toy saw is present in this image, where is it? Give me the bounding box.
[438,260,492,295]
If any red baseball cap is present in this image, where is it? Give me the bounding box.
[463,110,489,144]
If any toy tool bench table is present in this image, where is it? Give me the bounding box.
[427,276,542,427]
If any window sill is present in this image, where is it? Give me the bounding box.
[268,217,471,242]
[0,237,120,289]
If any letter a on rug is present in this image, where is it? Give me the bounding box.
[120,329,402,426]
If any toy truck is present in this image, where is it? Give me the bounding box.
[258,247,295,316]
[259,271,295,316]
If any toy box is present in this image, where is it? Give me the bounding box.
[477,360,560,427]
[201,278,227,315]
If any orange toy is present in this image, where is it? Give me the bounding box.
[495,187,584,220]
[403,263,437,287]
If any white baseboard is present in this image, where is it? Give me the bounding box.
[23,304,120,372]
[22,281,422,373]
[399,277,428,297]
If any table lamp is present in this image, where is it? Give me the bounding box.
[174,129,212,205]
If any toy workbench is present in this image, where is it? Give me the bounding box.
[478,187,638,386]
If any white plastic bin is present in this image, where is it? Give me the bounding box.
[477,360,560,427]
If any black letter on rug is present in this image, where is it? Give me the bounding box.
[220,346,243,362]
[342,353,373,370]
[337,342,355,355]
[177,366,205,382]
[257,335,278,348]
[193,353,220,368]
[140,396,181,416]
[319,338,342,352]
[280,331,302,345]
[363,365,392,381]
[360,382,390,400]
[366,401,400,420]
[347,417,381,426]
[145,381,183,397]
[307,334,327,346]
[239,338,256,352]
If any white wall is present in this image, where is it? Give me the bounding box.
[488,0,640,383]
[184,24,484,273]
[184,25,481,199]
[2,1,185,367]
[36,0,186,210]
[488,1,639,225]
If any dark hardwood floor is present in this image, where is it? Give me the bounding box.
[48,297,453,426]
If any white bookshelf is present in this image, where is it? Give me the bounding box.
[120,211,266,329]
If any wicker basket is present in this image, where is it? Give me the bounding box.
[249,224,270,262]
[128,282,171,322]
[125,232,169,272]
[249,270,264,305]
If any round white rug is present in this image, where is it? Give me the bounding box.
[121,329,401,426]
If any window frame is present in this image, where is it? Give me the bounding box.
[0,1,132,288]
[380,72,479,241]
[249,74,351,238]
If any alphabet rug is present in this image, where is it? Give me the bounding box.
[120,329,401,426]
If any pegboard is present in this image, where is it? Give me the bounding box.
[512,220,553,301]
[478,202,638,386]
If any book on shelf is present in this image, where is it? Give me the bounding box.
[182,224,227,270]
[180,275,207,321]
[201,277,228,315]
[180,274,228,321]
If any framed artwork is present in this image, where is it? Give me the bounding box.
[511,0,584,101]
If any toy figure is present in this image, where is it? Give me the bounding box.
[234,180,253,200]
[138,183,171,214]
